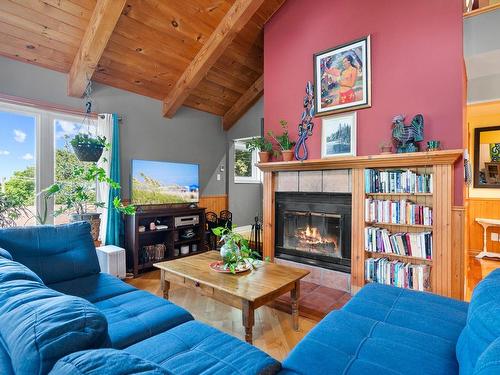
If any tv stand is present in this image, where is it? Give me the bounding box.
[125,206,206,277]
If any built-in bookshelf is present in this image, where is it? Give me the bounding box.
[363,167,434,291]
[257,149,463,299]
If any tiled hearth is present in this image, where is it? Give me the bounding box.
[275,258,351,292]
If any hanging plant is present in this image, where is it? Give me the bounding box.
[70,133,106,162]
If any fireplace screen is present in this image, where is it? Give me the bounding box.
[283,211,341,258]
[275,192,351,273]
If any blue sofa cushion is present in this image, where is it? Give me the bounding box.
[457,269,500,374]
[0,277,110,374]
[50,349,172,375]
[94,289,193,349]
[283,309,459,375]
[49,272,137,303]
[0,222,100,284]
[0,338,14,375]
[473,337,500,375]
[0,254,43,284]
[126,320,281,375]
[343,283,468,342]
[283,283,469,375]
[0,247,12,260]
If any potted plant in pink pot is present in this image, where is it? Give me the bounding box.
[268,120,296,162]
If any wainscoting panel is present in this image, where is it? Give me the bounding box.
[199,195,228,214]
[466,198,500,298]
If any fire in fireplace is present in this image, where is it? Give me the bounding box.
[276,193,351,273]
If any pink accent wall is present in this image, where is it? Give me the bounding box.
[264,0,464,204]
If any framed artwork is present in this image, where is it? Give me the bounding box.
[321,112,357,158]
[314,35,371,117]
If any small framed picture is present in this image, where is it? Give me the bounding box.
[321,112,357,158]
[314,35,371,117]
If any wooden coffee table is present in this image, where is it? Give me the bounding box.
[154,251,309,344]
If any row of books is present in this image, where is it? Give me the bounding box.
[364,227,432,259]
[365,198,433,226]
[365,169,433,194]
[365,258,430,291]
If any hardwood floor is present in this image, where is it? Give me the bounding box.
[127,270,317,361]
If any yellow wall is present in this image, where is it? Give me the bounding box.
[467,101,500,198]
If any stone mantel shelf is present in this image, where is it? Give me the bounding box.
[257,149,464,172]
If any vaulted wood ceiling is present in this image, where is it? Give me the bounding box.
[0,0,285,129]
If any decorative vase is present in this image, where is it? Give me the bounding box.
[72,143,104,162]
[69,212,101,242]
[281,150,294,161]
[258,151,270,163]
[220,242,239,259]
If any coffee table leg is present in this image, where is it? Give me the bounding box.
[242,300,255,344]
[160,270,170,299]
[291,281,300,331]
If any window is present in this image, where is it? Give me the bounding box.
[234,138,261,184]
[54,117,97,224]
[0,107,37,226]
[0,101,89,226]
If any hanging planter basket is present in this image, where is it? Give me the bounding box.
[72,143,105,162]
[70,134,106,163]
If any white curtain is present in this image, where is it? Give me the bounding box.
[97,113,113,243]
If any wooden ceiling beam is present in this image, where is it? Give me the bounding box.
[67,0,126,97]
[162,0,265,118]
[223,74,263,131]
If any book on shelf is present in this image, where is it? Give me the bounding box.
[364,226,432,259]
[365,258,430,291]
[364,198,432,226]
[365,169,433,194]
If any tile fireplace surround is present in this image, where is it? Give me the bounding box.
[274,170,352,293]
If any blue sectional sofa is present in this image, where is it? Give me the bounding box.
[0,222,499,374]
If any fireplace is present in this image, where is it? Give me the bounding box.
[275,192,351,273]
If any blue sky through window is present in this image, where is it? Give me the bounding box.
[0,111,35,182]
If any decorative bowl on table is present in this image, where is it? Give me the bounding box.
[209,261,251,274]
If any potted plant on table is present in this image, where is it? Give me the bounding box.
[245,136,273,163]
[71,133,107,162]
[211,225,261,274]
[268,120,296,161]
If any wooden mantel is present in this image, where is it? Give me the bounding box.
[257,149,463,172]
[258,149,464,298]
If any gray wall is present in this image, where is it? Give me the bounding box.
[226,97,263,227]
[464,9,500,103]
[0,56,226,198]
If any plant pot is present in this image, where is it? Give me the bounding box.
[72,143,105,162]
[379,146,392,155]
[258,151,271,163]
[220,242,239,259]
[281,150,295,161]
[69,213,101,242]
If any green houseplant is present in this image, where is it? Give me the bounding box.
[245,136,273,163]
[41,162,134,240]
[70,133,107,162]
[212,225,261,274]
[268,120,296,161]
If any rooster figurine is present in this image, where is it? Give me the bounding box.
[392,114,424,153]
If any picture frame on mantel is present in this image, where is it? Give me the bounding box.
[314,35,371,117]
[321,112,357,158]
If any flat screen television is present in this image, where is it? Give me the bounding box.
[131,159,199,205]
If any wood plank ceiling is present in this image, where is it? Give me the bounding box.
[0,0,285,129]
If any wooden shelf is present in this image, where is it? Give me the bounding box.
[139,228,173,235]
[365,250,433,265]
[175,238,200,245]
[365,221,433,229]
[257,149,463,172]
[137,250,209,270]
